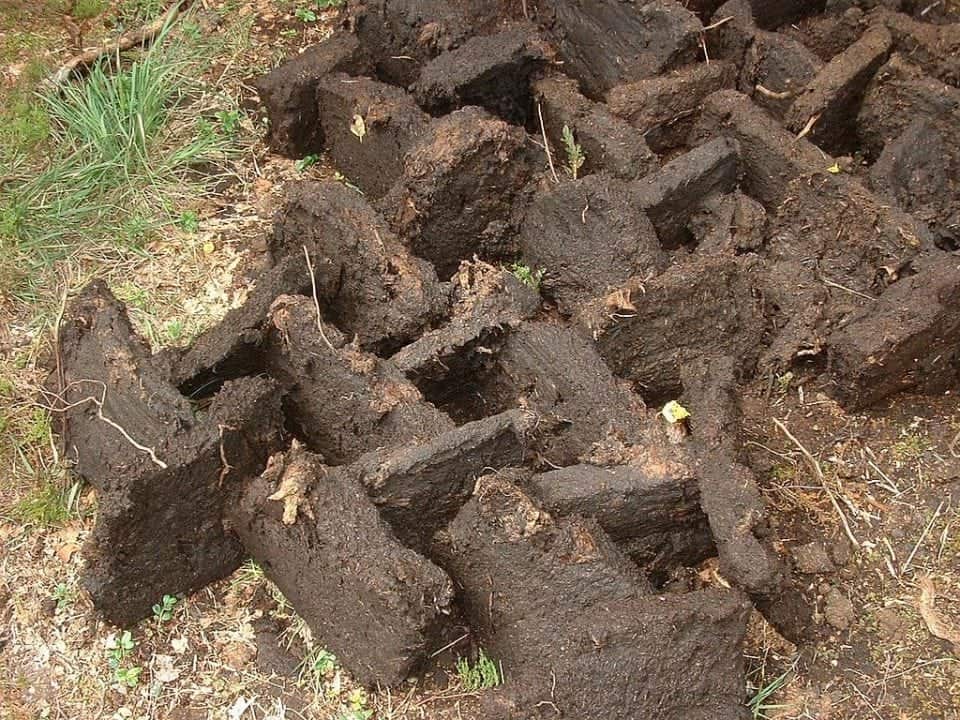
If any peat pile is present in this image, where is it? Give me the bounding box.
[48,1,960,717]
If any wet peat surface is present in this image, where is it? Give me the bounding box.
[45,1,960,718]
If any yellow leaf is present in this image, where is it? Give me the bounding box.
[661,400,690,424]
[827,163,842,174]
[350,113,366,142]
[202,241,215,255]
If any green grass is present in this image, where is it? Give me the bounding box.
[73,0,109,20]
[0,18,242,301]
[508,262,545,292]
[11,477,74,526]
[747,668,791,719]
[455,649,502,691]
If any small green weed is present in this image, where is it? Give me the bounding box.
[295,153,320,172]
[561,124,585,180]
[891,430,930,462]
[294,6,318,22]
[456,649,501,691]
[747,668,791,719]
[52,582,75,610]
[336,688,372,720]
[164,319,185,344]
[216,109,242,136]
[508,262,544,292]
[298,646,338,693]
[177,210,200,233]
[151,594,178,623]
[106,630,142,686]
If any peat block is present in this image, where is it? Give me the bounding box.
[533,74,659,180]
[583,255,764,404]
[785,25,893,155]
[740,30,823,118]
[382,106,531,279]
[227,442,454,687]
[255,32,371,157]
[517,173,665,312]
[470,321,648,467]
[413,24,547,124]
[528,459,714,573]
[634,136,741,249]
[433,476,753,720]
[358,410,530,551]
[543,0,703,97]
[264,295,452,465]
[316,73,432,199]
[607,62,737,154]
[274,180,446,352]
[52,283,284,625]
[391,261,541,398]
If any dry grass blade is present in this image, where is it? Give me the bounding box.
[772,417,860,548]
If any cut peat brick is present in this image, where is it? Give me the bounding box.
[227,442,454,687]
[349,0,511,86]
[433,476,753,720]
[634,136,741,249]
[476,321,648,467]
[273,180,447,353]
[413,24,547,124]
[255,32,371,157]
[528,458,714,573]
[357,410,530,551]
[264,295,453,465]
[382,107,531,279]
[533,74,659,181]
[316,74,432,199]
[581,255,764,404]
[740,30,823,118]
[543,0,703,97]
[52,283,284,625]
[606,62,737,154]
[390,261,541,412]
[517,173,665,311]
[163,253,314,393]
[784,25,892,155]
[825,263,960,410]
[692,89,833,207]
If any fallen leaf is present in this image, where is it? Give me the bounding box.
[171,636,189,654]
[202,241,215,255]
[661,400,691,424]
[827,163,842,174]
[917,575,960,653]
[350,113,366,142]
[56,542,80,563]
[153,654,180,683]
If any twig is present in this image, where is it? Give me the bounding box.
[537,102,560,184]
[902,502,944,575]
[217,424,237,486]
[45,0,192,88]
[521,0,529,20]
[773,418,860,547]
[702,15,734,31]
[795,112,821,141]
[820,276,876,301]
[429,633,469,658]
[948,428,960,458]
[755,84,793,100]
[302,245,336,352]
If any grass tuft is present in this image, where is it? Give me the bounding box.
[0,19,242,300]
[455,648,502,691]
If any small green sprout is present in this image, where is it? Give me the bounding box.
[177,210,200,233]
[561,124,585,180]
[295,6,318,21]
[456,649,501,691]
[152,594,178,622]
[295,154,320,172]
[115,666,143,687]
[508,262,545,292]
[52,583,74,610]
[215,109,241,136]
